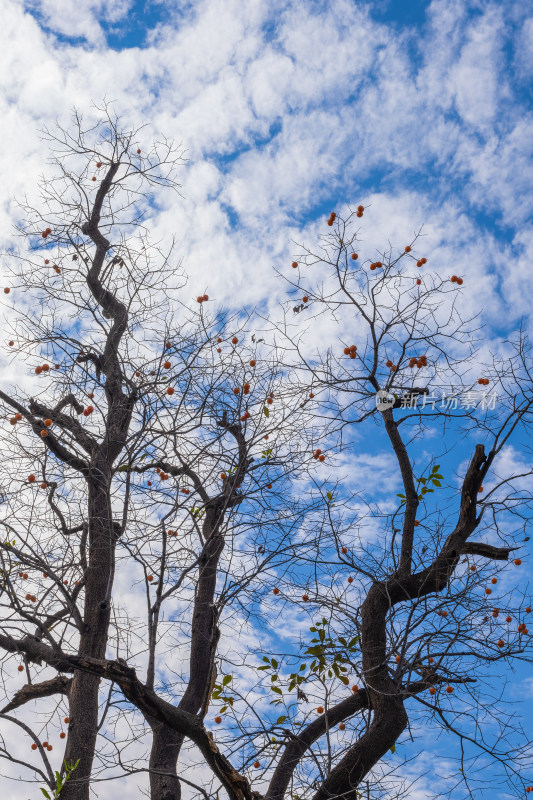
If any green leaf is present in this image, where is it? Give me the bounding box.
[40,791,51,800]
[276,715,287,724]
[271,658,279,669]
[263,406,270,417]
[432,480,442,487]
[326,491,333,501]
[390,743,396,754]
[262,656,270,663]
[271,686,283,695]
[222,674,232,686]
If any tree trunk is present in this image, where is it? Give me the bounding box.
[147,517,223,799]
[148,718,183,800]
[61,470,115,800]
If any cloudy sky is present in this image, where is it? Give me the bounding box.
[1,0,532,798]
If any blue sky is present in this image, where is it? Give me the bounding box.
[1,0,533,798]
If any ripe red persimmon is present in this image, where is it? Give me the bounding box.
[302,296,309,303]
[341,547,347,554]
[291,261,298,268]
[405,245,411,253]
[28,474,36,483]
[215,716,222,724]
[317,706,324,714]
[232,337,238,344]
[429,687,436,695]
[166,387,174,395]
[302,594,309,602]
[18,664,24,671]
[163,361,171,369]
[272,588,279,595]
[351,253,358,260]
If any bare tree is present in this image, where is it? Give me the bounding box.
[0,107,321,800]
